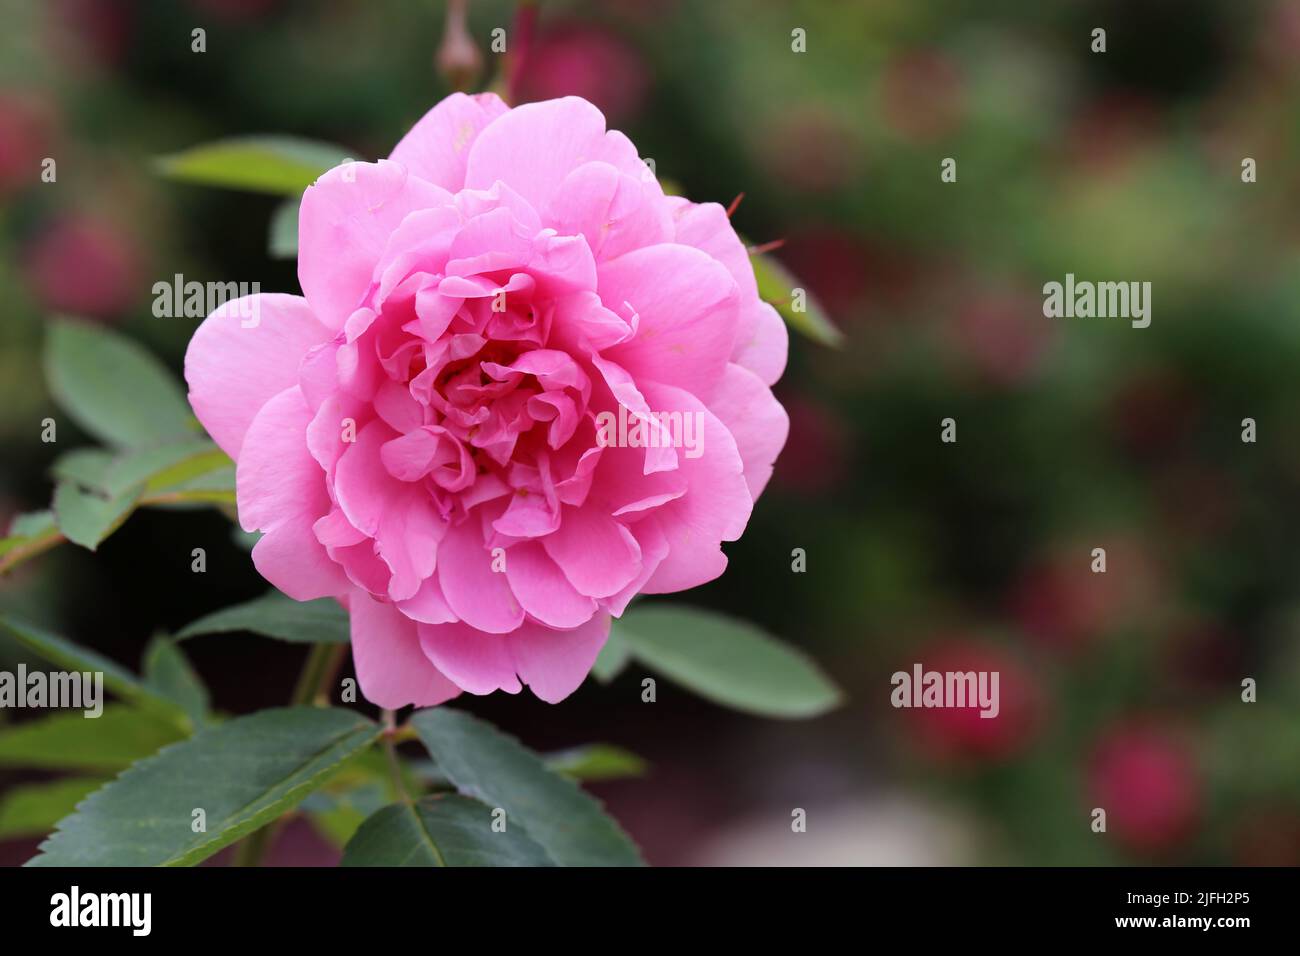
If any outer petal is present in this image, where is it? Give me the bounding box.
[235,386,322,534]
[251,519,351,603]
[298,159,452,332]
[545,161,671,262]
[464,96,609,210]
[351,591,462,708]
[542,505,642,599]
[507,615,611,704]
[505,541,597,628]
[732,300,788,389]
[417,622,522,696]
[600,244,740,402]
[707,362,789,500]
[184,293,333,458]
[235,387,350,600]
[639,380,753,593]
[389,92,509,192]
[669,199,788,385]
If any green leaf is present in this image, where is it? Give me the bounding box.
[0,510,62,574]
[545,744,647,782]
[142,636,209,725]
[341,794,555,867]
[302,749,417,846]
[48,441,235,520]
[302,780,390,848]
[750,249,844,347]
[0,616,183,719]
[615,604,843,719]
[591,627,631,683]
[0,705,186,771]
[50,448,114,488]
[156,136,353,195]
[7,510,57,538]
[109,439,230,498]
[410,708,643,866]
[408,742,646,788]
[0,777,107,839]
[177,591,350,644]
[27,707,380,866]
[268,196,300,258]
[44,318,194,448]
[52,479,143,550]
[146,464,236,505]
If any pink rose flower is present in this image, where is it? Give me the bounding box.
[185,94,788,707]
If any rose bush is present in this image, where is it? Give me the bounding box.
[184,93,789,708]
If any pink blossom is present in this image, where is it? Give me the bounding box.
[185,95,788,707]
[516,24,650,125]
[24,214,143,319]
[1087,723,1199,854]
[0,92,53,196]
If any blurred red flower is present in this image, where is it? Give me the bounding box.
[516,22,649,125]
[23,214,143,319]
[1008,538,1161,655]
[1062,93,1159,176]
[0,92,53,196]
[950,285,1057,388]
[906,639,1041,762]
[1087,723,1199,854]
[757,108,858,194]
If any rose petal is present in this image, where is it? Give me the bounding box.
[184,293,333,458]
[351,590,462,708]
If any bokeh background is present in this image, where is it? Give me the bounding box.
[2,0,1300,865]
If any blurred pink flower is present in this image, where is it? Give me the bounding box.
[1087,723,1199,854]
[185,94,788,708]
[0,93,53,196]
[51,0,133,69]
[1062,93,1159,176]
[1008,537,1162,655]
[950,285,1057,387]
[905,638,1041,762]
[23,214,143,319]
[516,23,649,125]
[757,109,858,194]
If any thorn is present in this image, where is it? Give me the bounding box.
[748,238,786,256]
[726,192,745,218]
